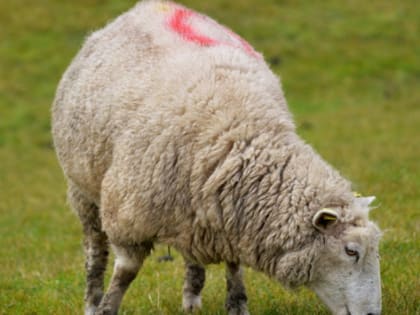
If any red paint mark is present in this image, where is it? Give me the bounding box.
[167,7,261,59]
[169,8,217,46]
[222,27,260,58]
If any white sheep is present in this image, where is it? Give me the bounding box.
[52,1,382,315]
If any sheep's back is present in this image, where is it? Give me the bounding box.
[52,0,291,202]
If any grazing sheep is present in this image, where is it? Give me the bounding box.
[52,1,382,315]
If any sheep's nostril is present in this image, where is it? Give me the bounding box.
[345,305,351,315]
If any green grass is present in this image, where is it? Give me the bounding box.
[0,0,419,314]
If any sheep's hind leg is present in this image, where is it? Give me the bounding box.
[225,263,249,315]
[68,183,109,315]
[95,243,152,315]
[182,260,206,312]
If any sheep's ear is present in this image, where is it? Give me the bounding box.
[355,196,376,209]
[312,208,339,232]
[354,196,376,218]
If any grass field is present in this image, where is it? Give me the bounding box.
[0,0,419,314]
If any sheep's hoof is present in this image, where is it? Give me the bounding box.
[227,304,250,315]
[182,294,202,313]
[85,305,96,315]
[93,306,117,315]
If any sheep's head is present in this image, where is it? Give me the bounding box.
[309,196,382,315]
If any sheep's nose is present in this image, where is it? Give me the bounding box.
[366,312,381,315]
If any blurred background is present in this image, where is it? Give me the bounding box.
[0,0,418,314]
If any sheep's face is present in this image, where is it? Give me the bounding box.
[309,197,382,315]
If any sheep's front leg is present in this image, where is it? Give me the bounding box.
[182,260,206,312]
[95,244,152,315]
[225,263,249,315]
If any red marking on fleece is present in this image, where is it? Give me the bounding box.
[223,28,259,58]
[167,7,261,59]
[169,8,216,46]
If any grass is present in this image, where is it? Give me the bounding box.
[0,0,419,314]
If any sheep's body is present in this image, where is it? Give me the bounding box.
[52,2,381,315]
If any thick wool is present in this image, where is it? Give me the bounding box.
[53,0,359,296]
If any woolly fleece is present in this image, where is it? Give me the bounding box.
[52,0,360,289]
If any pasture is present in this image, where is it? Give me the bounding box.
[0,0,419,314]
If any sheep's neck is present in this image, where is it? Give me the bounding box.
[217,134,351,285]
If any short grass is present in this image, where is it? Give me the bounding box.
[0,0,419,314]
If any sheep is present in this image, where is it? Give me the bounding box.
[52,1,382,315]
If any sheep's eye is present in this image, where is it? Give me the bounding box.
[345,247,357,256]
[345,247,359,261]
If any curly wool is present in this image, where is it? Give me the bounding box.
[53,0,356,288]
